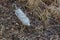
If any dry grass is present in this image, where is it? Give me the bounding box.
[0,0,60,40]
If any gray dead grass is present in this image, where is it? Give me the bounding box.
[0,0,60,40]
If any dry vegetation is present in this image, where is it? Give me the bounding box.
[0,0,60,40]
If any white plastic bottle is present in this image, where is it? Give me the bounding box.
[14,4,30,26]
